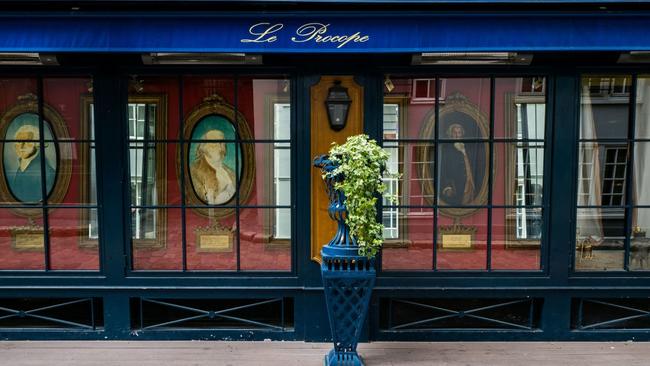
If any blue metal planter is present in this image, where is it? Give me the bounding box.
[314,155,376,366]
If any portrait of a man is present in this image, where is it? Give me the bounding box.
[182,96,255,219]
[439,123,477,205]
[189,129,237,205]
[2,115,57,204]
[417,93,489,215]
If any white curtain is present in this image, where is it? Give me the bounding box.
[634,78,650,231]
[576,86,603,240]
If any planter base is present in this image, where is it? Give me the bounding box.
[324,348,365,366]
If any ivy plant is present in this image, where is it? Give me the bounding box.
[324,134,396,258]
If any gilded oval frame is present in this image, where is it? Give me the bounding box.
[0,93,72,217]
[416,92,490,218]
[178,94,255,219]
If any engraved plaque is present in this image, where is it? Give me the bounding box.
[441,234,473,249]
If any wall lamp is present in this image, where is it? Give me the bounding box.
[325,80,351,131]
[412,52,533,65]
[618,52,650,64]
[0,53,58,65]
[142,53,263,65]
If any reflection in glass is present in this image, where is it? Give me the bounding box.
[381,207,434,271]
[126,100,166,249]
[634,142,650,206]
[44,77,93,141]
[49,208,99,270]
[494,77,546,140]
[493,142,544,207]
[130,142,159,239]
[0,209,45,270]
[575,207,625,271]
[491,208,541,270]
[401,142,435,206]
[133,208,183,271]
[580,75,631,140]
[239,208,291,271]
[577,142,629,208]
[237,78,291,141]
[631,208,650,271]
[437,209,487,270]
[383,78,438,141]
[636,76,650,139]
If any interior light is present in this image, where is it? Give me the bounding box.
[617,52,650,64]
[0,53,58,65]
[412,52,533,65]
[142,53,263,65]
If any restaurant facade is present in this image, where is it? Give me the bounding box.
[1,0,650,342]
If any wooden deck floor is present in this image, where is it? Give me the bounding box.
[1,341,648,365]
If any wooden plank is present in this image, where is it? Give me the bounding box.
[1,341,649,366]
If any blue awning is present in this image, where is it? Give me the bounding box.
[1,12,649,53]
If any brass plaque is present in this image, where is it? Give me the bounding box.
[198,234,232,252]
[441,234,472,249]
[13,232,44,251]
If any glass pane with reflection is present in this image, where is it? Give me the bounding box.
[383,77,440,141]
[580,75,631,140]
[436,208,487,270]
[636,76,650,139]
[577,142,629,207]
[239,208,291,271]
[634,142,650,206]
[381,207,434,271]
[491,207,541,270]
[185,207,237,271]
[49,208,99,270]
[575,207,625,271]
[495,77,546,140]
[0,209,45,270]
[493,142,544,207]
[631,208,650,271]
[132,208,183,271]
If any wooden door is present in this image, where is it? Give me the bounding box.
[310,76,364,262]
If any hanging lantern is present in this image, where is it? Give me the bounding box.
[325,80,351,131]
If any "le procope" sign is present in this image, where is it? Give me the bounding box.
[241,22,370,49]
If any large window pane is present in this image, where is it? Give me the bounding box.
[382,76,546,273]
[576,75,632,272]
[0,76,98,271]
[126,75,292,272]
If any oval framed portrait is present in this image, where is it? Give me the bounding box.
[179,94,255,219]
[417,92,490,218]
[0,93,72,217]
